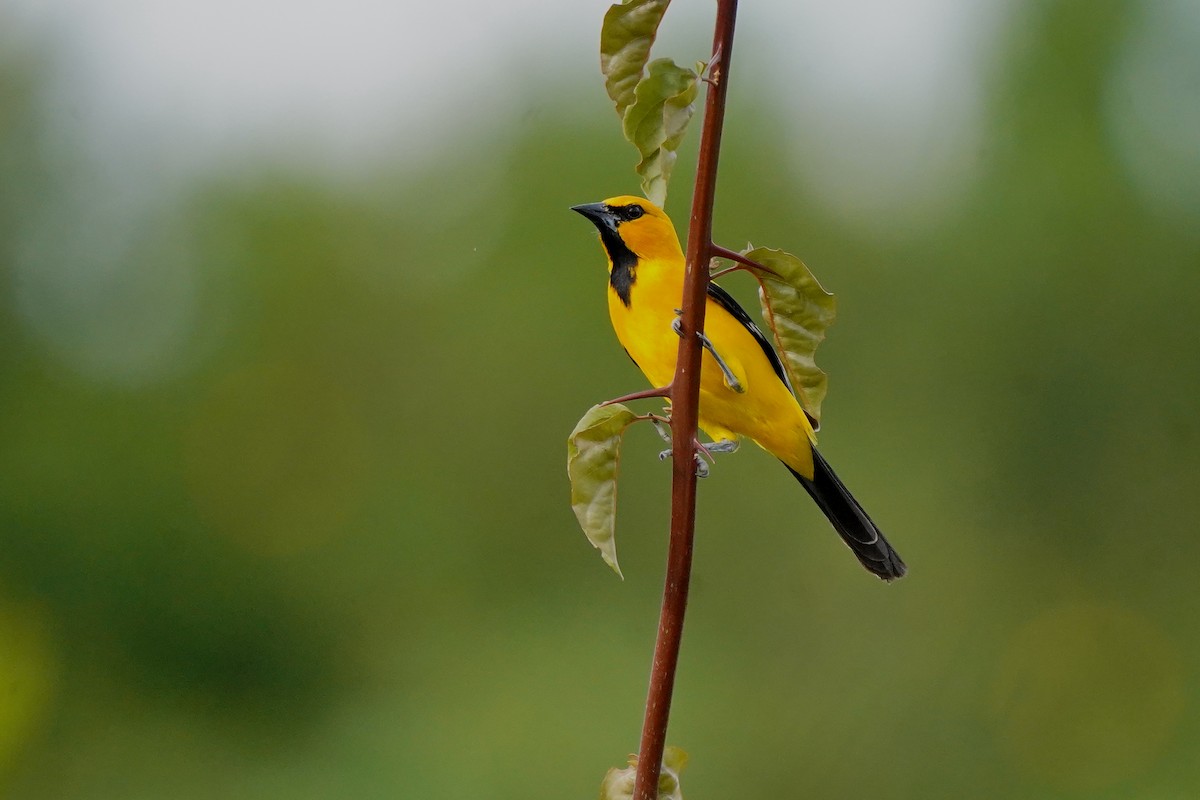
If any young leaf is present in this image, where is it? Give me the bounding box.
[567,403,639,578]
[621,58,699,206]
[656,746,688,799]
[600,0,672,118]
[746,246,838,427]
[599,746,689,800]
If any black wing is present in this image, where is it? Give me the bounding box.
[706,281,819,428]
[705,281,792,392]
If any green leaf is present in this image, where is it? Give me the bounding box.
[600,0,672,118]
[621,58,699,206]
[599,746,689,800]
[567,403,639,578]
[746,246,838,427]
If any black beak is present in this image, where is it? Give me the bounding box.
[571,202,615,230]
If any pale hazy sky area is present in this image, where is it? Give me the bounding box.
[4,0,1198,234]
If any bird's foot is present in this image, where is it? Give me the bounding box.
[703,438,739,455]
[658,437,738,478]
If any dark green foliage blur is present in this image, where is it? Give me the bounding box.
[1,5,1198,798]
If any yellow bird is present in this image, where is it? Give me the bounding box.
[572,195,905,581]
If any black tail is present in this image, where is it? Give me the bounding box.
[787,449,906,581]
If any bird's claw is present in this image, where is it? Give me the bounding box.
[657,448,707,478]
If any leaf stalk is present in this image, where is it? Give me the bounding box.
[710,244,780,277]
[602,385,674,406]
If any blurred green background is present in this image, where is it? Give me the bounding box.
[1,1,1198,797]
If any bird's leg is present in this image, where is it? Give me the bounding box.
[671,315,745,394]
[654,414,676,463]
[699,334,745,394]
[652,417,673,456]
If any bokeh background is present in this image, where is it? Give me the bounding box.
[1,0,1198,797]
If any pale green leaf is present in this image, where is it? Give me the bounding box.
[621,58,699,206]
[599,759,635,800]
[601,0,672,118]
[567,403,639,578]
[657,746,688,799]
[599,746,689,800]
[746,246,838,427]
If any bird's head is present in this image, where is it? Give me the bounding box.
[571,195,683,267]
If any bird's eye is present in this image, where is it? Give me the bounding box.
[626,205,645,220]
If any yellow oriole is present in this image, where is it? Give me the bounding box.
[572,195,905,581]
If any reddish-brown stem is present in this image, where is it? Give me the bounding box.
[631,1,738,798]
[602,385,673,406]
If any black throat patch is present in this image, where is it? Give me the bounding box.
[599,226,638,306]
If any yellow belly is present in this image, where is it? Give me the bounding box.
[608,275,815,478]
